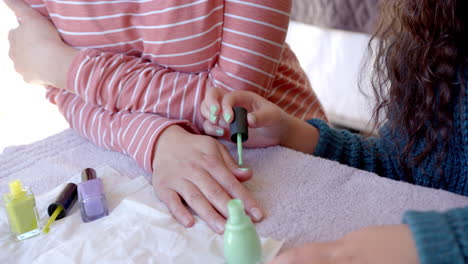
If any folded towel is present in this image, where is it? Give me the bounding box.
[1,129,467,251]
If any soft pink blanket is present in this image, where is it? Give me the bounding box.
[1,129,467,249]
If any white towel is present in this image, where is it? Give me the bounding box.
[1,129,467,252]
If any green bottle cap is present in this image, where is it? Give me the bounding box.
[227,199,247,225]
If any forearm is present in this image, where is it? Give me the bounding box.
[307,119,403,180]
[48,89,199,174]
[65,49,214,130]
[280,114,319,154]
[45,44,79,90]
[210,0,292,95]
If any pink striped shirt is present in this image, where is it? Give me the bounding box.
[26,0,325,174]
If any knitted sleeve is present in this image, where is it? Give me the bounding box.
[403,207,468,264]
[307,119,404,180]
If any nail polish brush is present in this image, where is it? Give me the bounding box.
[229,107,248,167]
[44,183,78,234]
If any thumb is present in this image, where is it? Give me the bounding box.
[4,0,37,19]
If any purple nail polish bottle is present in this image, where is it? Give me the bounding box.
[78,168,109,222]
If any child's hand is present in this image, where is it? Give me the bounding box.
[268,225,418,264]
[209,91,287,148]
[217,91,320,153]
[152,125,264,234]
[5,0,77,88]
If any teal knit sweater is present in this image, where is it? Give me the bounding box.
[307,85,467,263]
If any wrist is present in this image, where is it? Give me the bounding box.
[45,44,79,90]
[152,125,188,168]
[280,114,319,154]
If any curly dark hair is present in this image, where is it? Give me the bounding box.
[368,0,467,181]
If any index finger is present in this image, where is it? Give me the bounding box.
[205,148,263,222]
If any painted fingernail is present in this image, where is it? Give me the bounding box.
[210,114,217,123]
[224,112,232,123]
[216,219,225,233]
[216,129,224,136]
[250,114,257,125]
[251,208,263,221]
[210,105,218,123]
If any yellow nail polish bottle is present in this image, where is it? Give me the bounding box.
[2,180,41,240]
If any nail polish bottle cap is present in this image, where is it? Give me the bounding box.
[47,183,78,220]
[82,168,97,182]
[8,180,27,199]
[227,199,248,225]
[229,107,249,143]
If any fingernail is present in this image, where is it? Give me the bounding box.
[216,219,225,233]
[210,105,218,123]
[210,105,218,115]
[251,208,263,221]
[182,216,192,227]
[250,114,257,125]
[224,112,232,123]
[216,129,224,136]
[239,168,251,172]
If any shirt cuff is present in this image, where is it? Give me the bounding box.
[403,209,465,264]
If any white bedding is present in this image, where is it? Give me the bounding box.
[286,21,375,132]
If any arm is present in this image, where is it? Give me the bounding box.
[46,87,198,173]
[403,207,468,263]
[268,207,468,264]
[209,0,291,96]
[220,91,403,180]
[8,1,264,233]
[63,49,211,127]
[48,87,263,233]
[10,0,292,130]
[45,0,292,120]
[305,119,404,181]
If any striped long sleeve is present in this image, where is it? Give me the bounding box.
[25,0,325,174]
[46,87,199,173]
[64,0,294,119]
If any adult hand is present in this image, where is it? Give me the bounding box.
[269,225,419,264]
[152,125,264,234]
[5,0,77,88]
[201,85,230,137]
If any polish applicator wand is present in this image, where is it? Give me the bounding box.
[43,183,78,234]
[229,107,248,167]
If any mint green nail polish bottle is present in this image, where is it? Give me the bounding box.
[224,199,262,264]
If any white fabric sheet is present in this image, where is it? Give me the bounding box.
[0,166,283,264]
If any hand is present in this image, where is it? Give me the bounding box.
[216,91,320,152]
[5,0,78,88]
[152,125,264,234]
[269,225,419,264]
[201,86,230,137]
